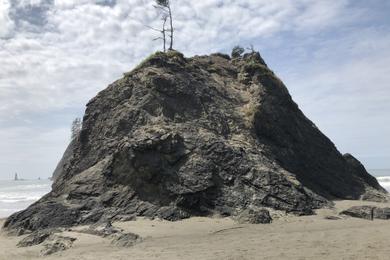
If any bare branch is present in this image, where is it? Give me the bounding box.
[153,5,168,12]
[153,0,174,52]
[143,24,161,32]
[167,4,173,50]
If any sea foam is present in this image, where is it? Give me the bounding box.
[377,176,390,192]
[0,179,52,218]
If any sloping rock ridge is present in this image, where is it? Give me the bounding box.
[4,51,387,232]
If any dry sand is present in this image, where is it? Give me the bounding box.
[1,200,390,260]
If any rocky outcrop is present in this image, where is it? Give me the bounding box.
[373,207,390,219]
[340,206,390,220]
[340,206,376,220]
[15,229,76,256]
[17,229,60,247]
[3,50,387,233]
[235,208,272,224]
[40,235,76,256]
[78,221,123,238]
[110,232,142,247]
[75,221,142,247]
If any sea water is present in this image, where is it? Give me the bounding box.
[0,170,389,218]
[0,179,52,218]
[370,169,390,192]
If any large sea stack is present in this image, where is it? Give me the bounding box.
[4,51,387,233]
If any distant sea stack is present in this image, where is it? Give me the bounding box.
[4,50,387,233]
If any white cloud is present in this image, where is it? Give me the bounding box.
[0,0,14,37]
[275,26,390,166]
[0,0,346,123]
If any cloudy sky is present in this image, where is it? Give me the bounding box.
[0,0,389,179]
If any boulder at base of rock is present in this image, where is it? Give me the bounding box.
[80,221,124,238]
[110,232,141,247]
[235,208,272,224]
[40,235,76,256]
[340,206,376,220]
[17,229,60,247]
[373,207,390,220]
[340,206,390,220]
[360,188,389,202]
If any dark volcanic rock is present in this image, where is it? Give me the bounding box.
[340,206,390,220]
[4,201,81,233]
[17,229,60,247]
[40,235,76,256]
[80,221,123,238]
[373,207,390,220]
[77,221,142,247]
[235,208,272,224]
[340,206,376,220]
[110,232,141,247]
[4,50,387,232]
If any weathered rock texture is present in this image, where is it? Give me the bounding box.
[110,232,142,247]
[17,229,59,247]
[3,51,386,232]
[340,206,390,220]
[340,206,376,220]
[40,235,76,256]
[235,208,272,224]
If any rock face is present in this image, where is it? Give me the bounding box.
[3,51,386,232]
[111,232,142,247]
[340,206,390,220]
[77,221,142,247]
[16,229,76,256]
[40,235,76,256]
[17,229,59,247]
[235,208,272,224]
[340,206,376,220]
[373,207,390,219]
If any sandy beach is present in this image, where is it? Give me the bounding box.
[0,200,389,260]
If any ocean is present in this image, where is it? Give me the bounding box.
[0,179,52,218]
[370,169,390,192]
[0,170,389,218]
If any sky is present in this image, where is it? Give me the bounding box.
[0,0,389,179]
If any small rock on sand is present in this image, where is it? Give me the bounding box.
[40,235,77,256]
[110,232,142,247]
[235,208,272,224]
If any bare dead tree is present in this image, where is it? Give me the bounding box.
[161,15,168,52]
[146,14,168,52]
[154,0,174,50]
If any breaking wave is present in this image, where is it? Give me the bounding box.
[377,176,390,192]
[0,180,52,218]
